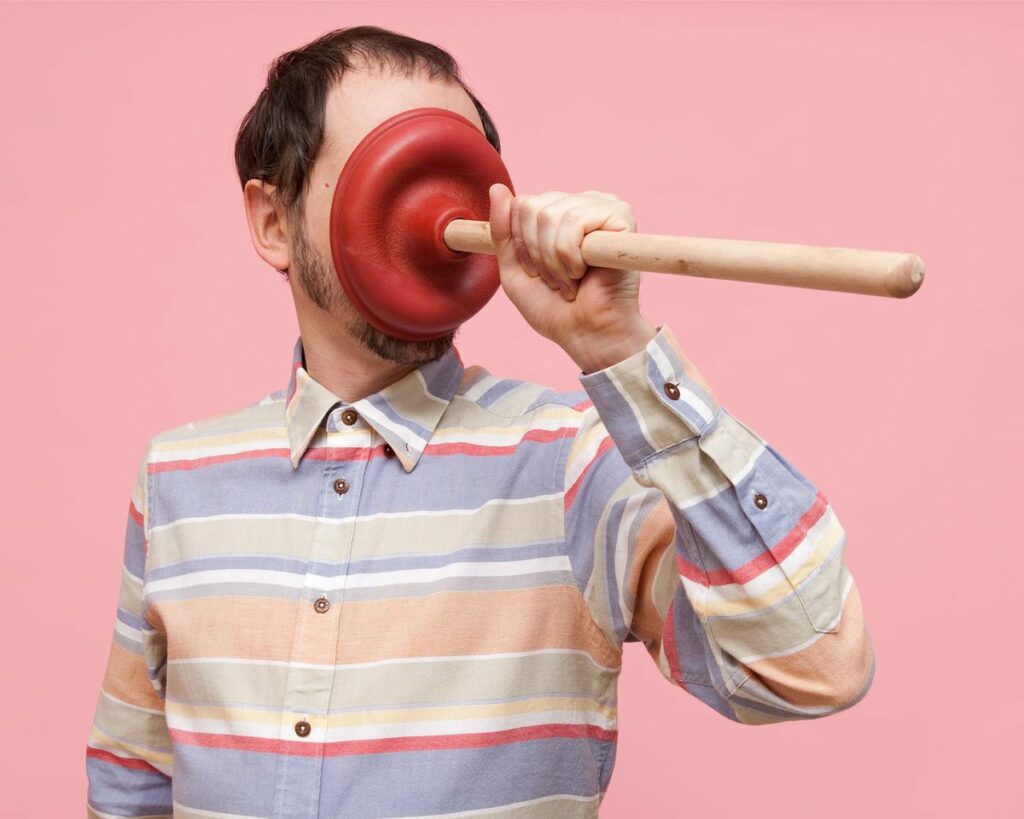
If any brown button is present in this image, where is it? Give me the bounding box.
[382,443,395,458]
[664,382,681,400]
[754,492,768,509]
[313,595,330,614]
[341,409,358,425]
[294,719,311,737]
[333,478,349,495]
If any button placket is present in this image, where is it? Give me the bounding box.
[316,414,372,803]
[272,417,369,819]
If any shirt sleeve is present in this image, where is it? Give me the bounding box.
[86,446,174,817]
[562,323,876,725]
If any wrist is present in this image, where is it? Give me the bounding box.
[570,319,659,375]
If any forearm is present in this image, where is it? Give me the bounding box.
[576,322,875,722]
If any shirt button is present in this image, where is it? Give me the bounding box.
[314,595,330,614]
[333,478,349,495]
[754,492,769,509]
[664,382,681,400]
[383,443,395,458]
[341,409,358,425]
[294,719,311,737]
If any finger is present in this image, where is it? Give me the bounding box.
[510,196,543,279]
[536,198,583,296]
[489,183,532,292]
[554,205,590,284]
[519,192,569,291]
[488,183,514,249]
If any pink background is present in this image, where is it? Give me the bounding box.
[1,2,1020,816]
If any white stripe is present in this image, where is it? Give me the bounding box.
[172,800,264,819]
[113,619,145,645]
[100,687,165,717]
[382,791,599,819]
[461,373,503,402]
[648,341,715,425]
[322,413,577,449]
[169,646,621,674]
[150,433,291,462]
[145,555,573,595]
[683,505,841,609]
[356,400,428,455]
[149,493,563,535]
[413,367,450,406]
[564,418,608,490]
[614,492,648,626]
[604,366,656,453]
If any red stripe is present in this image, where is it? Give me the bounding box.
[148,427,578,473]
[128,499,143,528]
[662,597,686,688]
[86,746,162,773]
[674,489,830,588]
[423,426,575,459]
[572,398,593,412]
[770,489,829,565]
[170,722,616,757]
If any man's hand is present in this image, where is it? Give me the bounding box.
[488,185,657,374]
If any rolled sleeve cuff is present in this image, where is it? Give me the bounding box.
[578,323,721,471]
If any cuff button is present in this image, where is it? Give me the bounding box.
[754,492,768,509]
[663,382,680,400]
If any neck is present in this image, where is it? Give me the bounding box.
[293,294,417,406]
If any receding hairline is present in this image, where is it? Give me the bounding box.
[315,62,483,170]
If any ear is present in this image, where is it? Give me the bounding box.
[243,179,291,273]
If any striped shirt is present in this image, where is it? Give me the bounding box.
[86,322,875,818]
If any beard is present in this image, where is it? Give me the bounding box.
[290,216,456,366]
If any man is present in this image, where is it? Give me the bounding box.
[86,25,874,819]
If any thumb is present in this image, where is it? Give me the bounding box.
[487,183,517,264]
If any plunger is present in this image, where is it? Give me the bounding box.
[329,106,925,342]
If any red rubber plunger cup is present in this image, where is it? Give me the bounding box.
[329,107,514,342]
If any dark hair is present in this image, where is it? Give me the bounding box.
[234,25,501,221]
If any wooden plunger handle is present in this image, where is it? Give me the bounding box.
[443,219,924,298]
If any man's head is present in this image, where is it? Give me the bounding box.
[235,26,500,365]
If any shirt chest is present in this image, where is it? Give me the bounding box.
[142,419,619,724]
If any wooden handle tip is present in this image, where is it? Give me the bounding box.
[887,254,925,298]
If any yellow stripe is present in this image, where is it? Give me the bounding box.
[691,510,844,618]
[166,695,616,730]
[88,725,174,769]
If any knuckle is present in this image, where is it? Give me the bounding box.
[537,209,557,228]
[555,243,577,264]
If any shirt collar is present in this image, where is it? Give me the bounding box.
[284,336,465,473]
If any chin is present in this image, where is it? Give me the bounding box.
[348,313,455,366]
